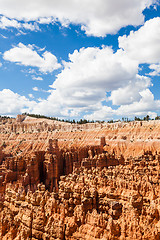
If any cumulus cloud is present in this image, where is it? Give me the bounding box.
[119,17,160,64]
[109,75,151,105]
[0,0,157,36]
[31,46,150,118]
[0,16,39,31]
[34,31,159,119]
[1,11,160,119]
[31,90,69,117]
[0,89,36,116]
[116,89,160,118]
[84,105,115,121]
[3,43,61,73]
[85,89,160,120]
[2,16,160,119]
[51,47,139,107]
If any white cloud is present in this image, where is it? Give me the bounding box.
[32,87,39,92]
[85,89,160,120]
[0,89,35,116]
[0,16,21,29]
[47,47,138,110]
[0,0,157,36]
[3,43,61,73]
[149,64,160,76]
[109,75,151,105]
[53,46,138,91]
[32,76,43,81]
[38,17,53,24]
[32,87,49,93]
[116,89,160,118]
[0,16,39,31]
[31,90,68,117]
[119,17,160,64]
[0,87,158,120]
[30,46,148,118]
[84,105,115,121]
[28,93,34,98]
[32,41,159,119]
[22,22,39,31]
[0,62,2,67]
[1,11,160,119]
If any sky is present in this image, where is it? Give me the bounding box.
[0,0,160,121]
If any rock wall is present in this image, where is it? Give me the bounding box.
[0,116,160,239]
[0,152,160,239]
[0,137,120,195]
[1,116,160,158]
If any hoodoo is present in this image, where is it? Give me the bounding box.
[0,115,160,239]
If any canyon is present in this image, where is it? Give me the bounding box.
[0,115,160,239]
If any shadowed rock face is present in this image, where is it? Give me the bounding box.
[0,116,160,239]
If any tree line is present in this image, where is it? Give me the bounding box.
[1,113,160,124]
[22,113,98,124]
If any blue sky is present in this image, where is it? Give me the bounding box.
[0,0,160,120]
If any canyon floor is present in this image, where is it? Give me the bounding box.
[0,115,160,240]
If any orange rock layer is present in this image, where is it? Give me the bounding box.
[0,116,160,239]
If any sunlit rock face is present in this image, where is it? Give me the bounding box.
[0,115,160,239]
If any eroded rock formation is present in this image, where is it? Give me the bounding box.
[0,115,160,239]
